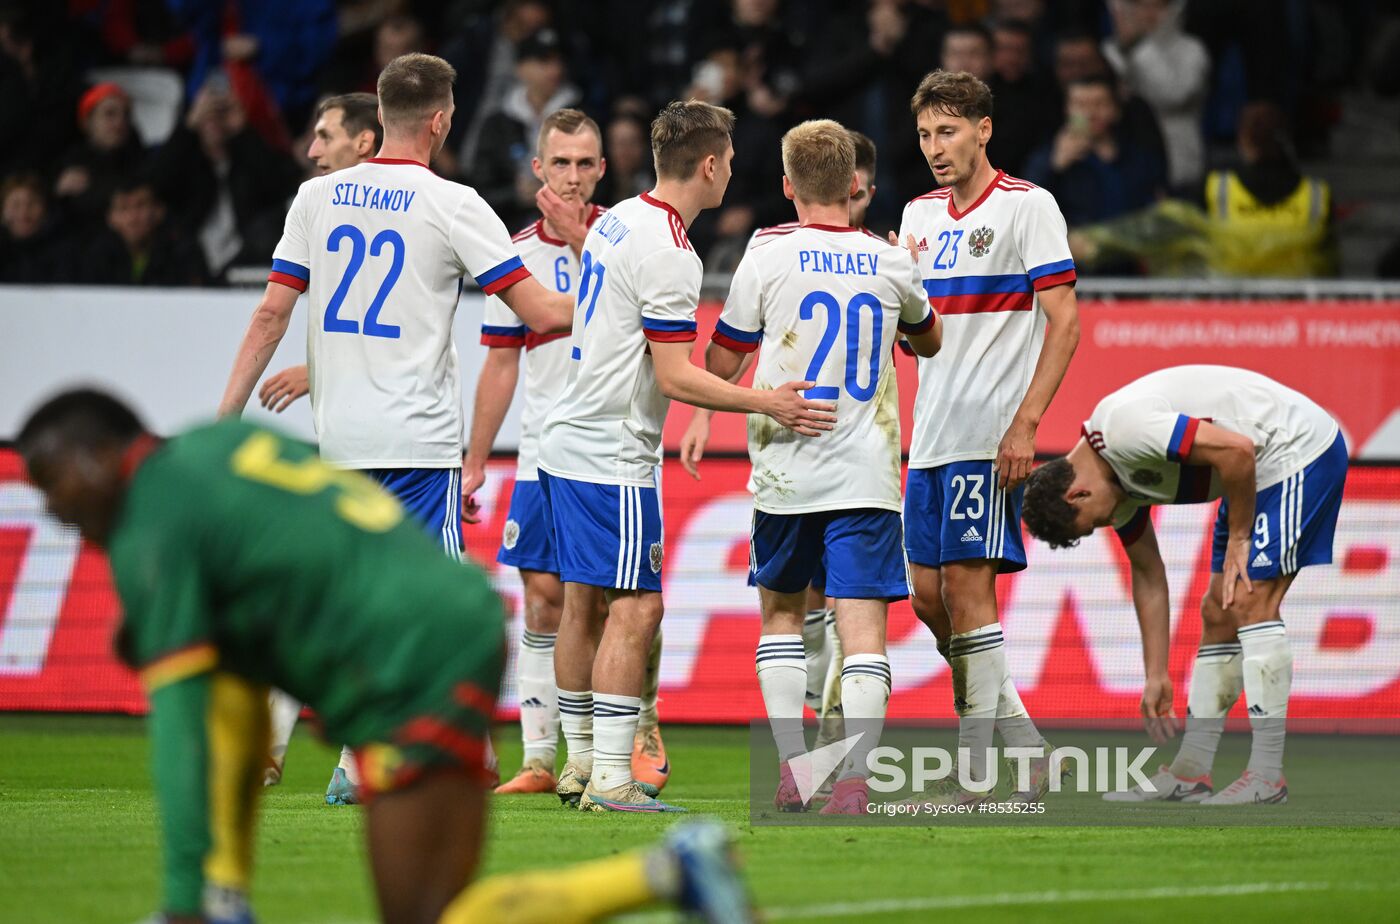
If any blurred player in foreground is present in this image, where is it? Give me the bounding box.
[219,53,573,804]
[1023,365,1347,805]
[707,120,940,814]
[17,390,751,924]
[538,100,834,812]
[462,108,670,793]
[898,70,1078,798]
[681,129,882,744]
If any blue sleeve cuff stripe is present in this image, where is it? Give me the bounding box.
[482,325,527,337]
[642,317,698,332]
[1166,414,1190,462]
[271,259,310,281]
[1028,258,1076,280]
[714,319,762,343]
[474,255,526,287]
[922,274,1032,297]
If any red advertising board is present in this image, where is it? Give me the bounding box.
[4,451,1398,723]
[664,300,1400,460]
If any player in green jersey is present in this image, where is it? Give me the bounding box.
[16,389,751,924]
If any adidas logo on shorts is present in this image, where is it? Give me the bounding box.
[960,526,982,543]
[1251,550,1272,568]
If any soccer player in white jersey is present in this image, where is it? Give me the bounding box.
[707,120,941,814]
[898,70,1080,797]
[538,100,834,813]
[1023,366,1347,805]
[217,53,573,805]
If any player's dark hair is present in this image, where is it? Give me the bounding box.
[945,22,993,51]
[377,52,455,130]
[319,92,384,151]
[849,130,877,178]
[910,69,994,122]
[17,389,145,463]
[1021,458,1081,550]
[650,100,736,180]
[1068,74,1120,102]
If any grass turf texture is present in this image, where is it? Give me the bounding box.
[2,715,1398,923]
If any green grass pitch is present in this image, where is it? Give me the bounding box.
[2,715,1398,923]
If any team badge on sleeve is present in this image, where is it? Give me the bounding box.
[649,541,664,574]
[968,226,995,258]
[502,519,521,550]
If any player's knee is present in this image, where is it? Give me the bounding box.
[523,588,563,633]
[1200,590,1230,631]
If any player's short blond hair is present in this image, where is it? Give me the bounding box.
[781,120,856,206]
[537,108,603,157]
[650,100,735,180]
[377,53,455,130]
[910,69,994,122]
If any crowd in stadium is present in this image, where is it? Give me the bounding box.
[0,0,1394,285]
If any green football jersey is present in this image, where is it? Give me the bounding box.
[109,418,504,745]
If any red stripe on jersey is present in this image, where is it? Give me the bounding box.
[910,188,950,202]
[947,170,1003,220]
[643,327,698,343]
[525,330,570,350]
[481,333,526,347]
[860,226,885,241]
[672,215,694,251]
[480,264,531,295]
[268,271,308,292]
[712,330,760,353]
[1033,268,1077,290]
[511,222,540,242]
[756,225,799,238]
[453,681,498,718]
[936,290,1034,315]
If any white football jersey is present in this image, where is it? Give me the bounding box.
[481,206,604,480]
[538,193,702,486]
[718,223,933,514]
[899,171,1076,468]
[270,158,528,468]
[1084,365,1339,529]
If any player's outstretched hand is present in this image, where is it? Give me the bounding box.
[258,366,309,413]
[1221,537,1254,609]
[888,231,921,266]
[680,412,711,480]
[995,417,1036,488]
[1140,675,1178,743]
[764,381,836,437]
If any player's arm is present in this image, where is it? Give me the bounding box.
[998,281,1079,487]
[650,341,834,435]
[682,348,756,479]
[453,190,574,333]
[1120,513,1177,742]
[218,282,300,417]
[1184,420,1258,608]
[496,277,573,335]
[462,344,522,517]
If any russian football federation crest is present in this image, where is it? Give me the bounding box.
[502,519,520,550]
[1130,469,1163,487]
[968,226,995,257]
[650,541,664,574]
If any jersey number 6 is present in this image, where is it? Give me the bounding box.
[323,224,405,339]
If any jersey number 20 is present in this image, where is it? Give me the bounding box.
[322,225,405,339]
[799,290,882,402]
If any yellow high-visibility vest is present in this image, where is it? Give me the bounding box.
[1204,170,1333,276]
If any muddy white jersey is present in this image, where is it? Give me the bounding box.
[716,223,933,513]
[270,158,529,468]
[899,171,1076,468]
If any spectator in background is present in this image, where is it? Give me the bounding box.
[469,28,582,232]
[0,7,80,176]
[83,178,209,286]
[699,0,803,121]
[1024,74,1166,227]
[306,92,382,176]
[0,172,70,283]
[324,14,427,97]
[596,112,654,205]
[987,19,1060,175]
[1102,0,1208,192]
[150,81,300,279]
[941,22,993,80]
[68,0,195,69]
[1052,29,1167,179]
[53,84,148,230]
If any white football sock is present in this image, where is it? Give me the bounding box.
[801,610,832,714]
[756,634,808,761]
[820,611,843,715]
[558,689,594,775]
[949,624,1005,786]
[267,689,301,768]
[592,693,641,791]
[995,673,1045,749]
[1239,621,1292,782]
[838,653,891,781]
[1171,641,1243,779]
[337,745,360,784]
[638,628,662,732]
[517,630,559,764]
